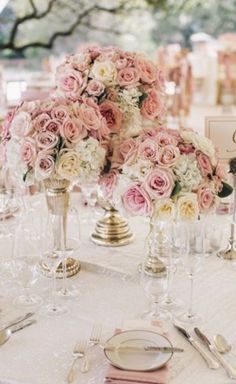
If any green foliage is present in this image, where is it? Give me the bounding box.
[171,181,181,197]
[218,182,233,198]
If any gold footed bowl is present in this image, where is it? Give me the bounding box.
[91,206,134,247]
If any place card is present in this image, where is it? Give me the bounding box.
[205,116,236,161]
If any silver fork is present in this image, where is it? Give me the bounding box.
[89,324,102,347]
[67,340,87,383]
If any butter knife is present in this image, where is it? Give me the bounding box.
[1,312,35,331]
[174,324,219,369]
[194,327,236,379]
[11,319,37,333]
[103,344,183,353]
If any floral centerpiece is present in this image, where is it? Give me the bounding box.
[0,98,106,185]
[0,97,107,276]
[100,126,232,221]
[55,45,166,246]
[55,45,165,140]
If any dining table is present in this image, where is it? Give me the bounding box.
[0,192,235,384]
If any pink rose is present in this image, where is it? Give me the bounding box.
[135,57,157,84]
[157,145,180,167]
[141,89,164,120]
[99,170,118,200]
[156,131,175,147]
[34,113,51,131]
[196,151,213,177]
[36,131,59,150]
[56,65,86,100]
[60,118,87,144]
[143,168,174,199]
[117,67,140,87]
[99,101,123,133]
[138,127,158,142]
[44,119,60,134]
[78,104,109,140]
[122,183,153,216]
[112,138,137,167]
[137,138,158,161]
[51,106,69,122]
[35,151,55,180]
[78,103,102,130]
[178,143,195,154]
[86,80,105,97]
[197,185,217,213]
[20,138,37,166]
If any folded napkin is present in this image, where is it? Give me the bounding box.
[105,321,169,384]
[105,363,168,384]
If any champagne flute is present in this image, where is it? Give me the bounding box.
[174,220,204,325]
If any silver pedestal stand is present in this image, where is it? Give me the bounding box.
[218,161,236,260]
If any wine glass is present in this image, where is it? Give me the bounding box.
[174,220,204,325]
[0,187,23,280]
[13,228,43,309]
[140,264,168,320]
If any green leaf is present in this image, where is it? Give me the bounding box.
[138,92,148,107]
[23,168,32,183]
[171,181,181,197]
[218,182,233,198]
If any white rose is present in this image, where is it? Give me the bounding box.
[56,149,80,181]
[91,60,117,85]
[10,111,33,137]
[153,198,176,221]
[176,193,199,221]
[173,155,202,192]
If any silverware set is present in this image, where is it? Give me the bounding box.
[174,323,236,380]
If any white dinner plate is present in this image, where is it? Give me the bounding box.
[103,329,173,371]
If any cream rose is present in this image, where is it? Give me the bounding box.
[91,60,117,85]
[181,130,217,165]
[153,198,176,221]
[56,149,80,181]
[177,193,199,221]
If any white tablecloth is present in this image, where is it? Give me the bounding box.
[0,194,235,384]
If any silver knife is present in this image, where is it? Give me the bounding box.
[1,312,35,331]
[174,324,219,369]
[194,327,236,379]
[103,344,183,353]
[11,319,37,333]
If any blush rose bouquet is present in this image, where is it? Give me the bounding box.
[99,127,232,221]
[0,97,106,185]
[55,45,165,141]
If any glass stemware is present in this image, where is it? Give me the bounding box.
[174,220,204,325]
[140,264,168,320]
[13,229,43,308]
[0,187,22,281]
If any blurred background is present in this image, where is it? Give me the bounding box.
[0,0,236,129]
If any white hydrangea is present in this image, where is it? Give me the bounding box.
[76,137,106,181]
[123,159,153,182]
[173,155,202,192]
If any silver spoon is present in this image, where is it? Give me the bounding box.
[0,319,36,346]
[214,334,236,357]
